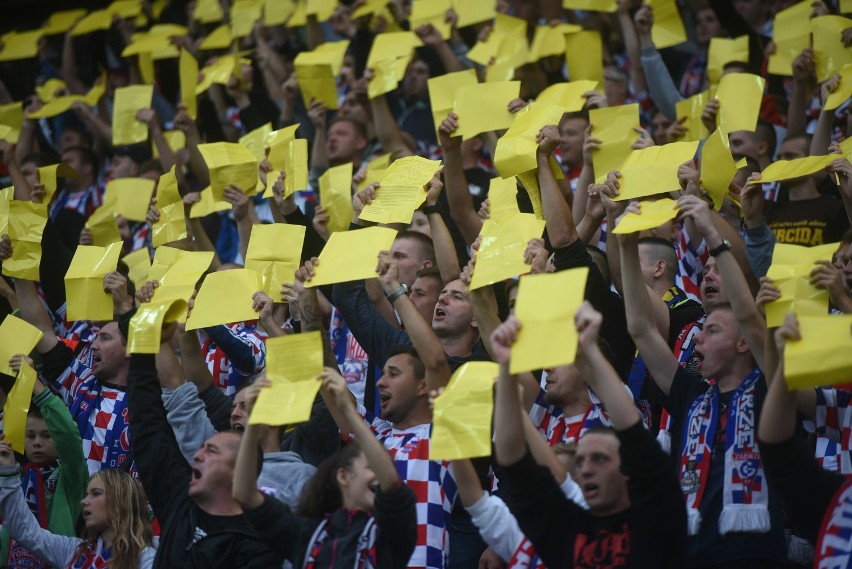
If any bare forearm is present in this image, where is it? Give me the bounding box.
[370,95,409,157]
[786,82,810,137]
[582,345,640,430]
[494,362,526,466]
[179,331,214,391]
[576,213,604,245]
[14,279,58,352]
[234,425,264,508]
[757,363,797,443]
[344,406,400,491]
[427,210,462,284]
[151,126,177,171]
[443,149,481,244]
[396,296,450,389]
[537,153,577,247]
[810,109,835,156]
[432,41,463,73]
[572,165,593,226]
[523,414,566,482]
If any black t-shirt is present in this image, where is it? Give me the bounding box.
[765,193,850,246]
[662,367,786,568]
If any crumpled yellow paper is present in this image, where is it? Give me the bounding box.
[305,226,398,288]
[2,201,47,281]
[469,213,546,290]
[112,85,153,145]
[64,242,123,322]
[765,243,838,327]
[0,314,43,377]
[612,198,680,234]
[152,166,187,247]
[245,224,306,297]
[198,142,258,200]
[431,362,498,461]
[360,156,442,224]
[785,314,852,389]
[495,103,566,179]
[4,363,37,452]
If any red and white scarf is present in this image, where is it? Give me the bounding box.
[8,463,56,568]
[816,478,852,567]
[303,513,377,569]
[69,538,111,568]
[679,369,770,536]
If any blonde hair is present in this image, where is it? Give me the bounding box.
[78,469,153,569]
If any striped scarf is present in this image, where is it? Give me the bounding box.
[303,514,377,569]
[679,369,769,536]
[816,478,852,568]
[70,538,112,569]
[7,464,55,568]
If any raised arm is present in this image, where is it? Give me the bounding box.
[369,89,413,159]
[377,251,451,391]
[786,49,816,138]
[138,108,176,171]
[536,125,578,248]
[757,313,800,444]
[491,316,527,467]
[438,113,481,245]
[10,273,59,353]
[233,378,271,510]
[422,173,462,284]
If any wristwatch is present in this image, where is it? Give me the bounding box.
[422,203,443,215]
[387,284,410,304]
[709,238,732,257]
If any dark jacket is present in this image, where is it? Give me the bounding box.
[127,354,280,569]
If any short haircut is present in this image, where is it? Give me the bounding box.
[580,425,617,439]
[387,345,426,380]
[638,237,678,283]
[329,116,367,141]
[415,265,443,285]
[395,230,438,265]
[62,145,100,174]
[755,119,777,154]
[585,245,611,285]
[562,110,590,124]
[22,151,61,168]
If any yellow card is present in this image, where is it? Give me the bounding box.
[746,154,837,184]
[306,226,397,288]
[453,0,496,27]
[674,91,709,142]
[614,140,699,201]
[707,35,749,85]
[112,85,153,145]
[700,126,737,210]
[2,202,47,281]
[562,0,616,10]
[0,186,10,235]
[319,162,355,234]
[121,31,180,58]
[0,314,43,377]
[245,224,306,296]
[564,31,603,83]
[431,362,498,461]
[35,78,67,103]
[85,205,122,246]
[71,10,113,36]
[715,73,765,133]
[104,177,156,222]
[360,157,442,224]
[410,0,452,40]
[42,9,87,35]
[768,1,811,76]
[0,30,43,62]
[494,102,565,178]
[528,24,580,63]
[180,48,198,119]
[453,81,520,140]
[64,242,123,322]
[84,75,107,107]
[265,138,308,197]
[198,142,258,200]
[152,167,187,247]
[825,63,852,110]
[469,213,546,290]
[294,57,338,109]
[427,69,479,139]
[249,331,324,426]
[193,0,224,22]
[367,58,408,99]
[488,176,521,221]
[38,163,81,202]
[153,130,186,158]
[231,0,264,37]
[813,16,852,82]
[765,243,838,327]
[185,268,264,330]
[199,24,232,50]
[4,363,37,452]
[265,0,297,24]
[536,80,599,112]
[589,104,640,183]
[128,290,190,353]
[612,198,679,234]
[510,268,589,374]
[785,315,852,389]
[122,248,152,290]
[189,186,232,218]
[239,123,274,161]
[649,0,687,49]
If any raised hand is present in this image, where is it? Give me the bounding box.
[490,315,521,365]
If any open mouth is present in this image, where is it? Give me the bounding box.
[378,392,390,408]
[92,354,103,366]
[232,422,245,432]
[191,467,202,483]
[583,483,599,499]
[703,284,719,297]
[694,350,705,368]
[434,307,446,319]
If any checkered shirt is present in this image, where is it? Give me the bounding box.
[529,387,585,446]
[674,225,708,303]
[813,387,852,475]
[199,322,267,397]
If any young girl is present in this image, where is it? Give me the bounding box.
[233,368,417,568]
[1,355,89,568]
[0,440,156,569]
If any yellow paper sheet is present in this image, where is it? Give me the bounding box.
[305,226,397,288]
[746,154,837,184]
[4,363,37,452]
[453,0,496,27]
[564,31,603,83]
[26,96,83,119]
[825,63,852,110]
[536,80,599,112]
[42,9,87,35]
[84,76,107,107]
[785,315,852,389]
[198,142,259,200]
[0,102,22,143]
[122,31,180,58]
[367,57,409,99]
[427,69,479,139]
[515,158,563,220]
[649,0,687,49]
[589,104,640,183]
[37,163,81,202]
[469,213,546,290]
[104,177,156,222]
[85,205,122,246]
[700,126,737,210]
[190,186,232,218]
[410,0,452,40]
[179,48,198,119]
[113,85,153,145]
[193,0,224,22]
[367,31,423,70]
[431,362,498,460]
[149,247,214,287]
[152,166,187,247]
[267,124,301,148]
[562,0,616,11]
[0,30,43,62]
[35,78,67,103]
[249,331,324,425]
[488,176,521,221]
[494,103,565,178]
[265,0,297,24]
[813,16,852,82]
[0,186,10,235]
[715,73,765,133]
[239,123,273,162]
[231,0,264,37]
[199,24,232,50]
[2,202,47,281]
[360,157,442,224]
[510,267,589,374]
[64,242,123,322]
[294,58,338,109]
[71,10,113,36]
[610,140,699,201]
[265,138,308,197]
[185,268,264,330]
[707,35,749,85]
[768,1,812,76]
[357,154,390,191]
[611,198,679,234]
[153,130,186,159]
[122,248,152,290]
[453,81,520,140]
[675,91,709,142]
[245,224,306,296]
[0,314,44,377]
[306,0,336,22]
[319,162,355,234]
[765,242,838,327]
[528,24,580,63]
[128,290,190,353]
[196,55,250,94]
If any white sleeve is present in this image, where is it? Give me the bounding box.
[464,492,526,562]
[559,473,589,510]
